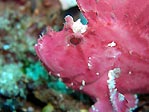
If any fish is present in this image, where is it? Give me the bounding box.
[35,0,149,111]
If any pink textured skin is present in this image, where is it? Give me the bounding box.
[35,0,149,112]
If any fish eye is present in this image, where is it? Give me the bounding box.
[69,35,82,45]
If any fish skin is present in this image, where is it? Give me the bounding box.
[35,0,149,111]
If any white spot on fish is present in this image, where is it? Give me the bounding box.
[118,93,125,101]
[67,44,70,46]
[79,80,86,90]
[72,19,87,33]
[88,63,92,69]
[108,41,116,47]
[128,71,132,75]
[82,80,86,86]
[70,82,74,86]
[108,68,121,80]
[79,86,83,90]
[88,57,92,69]
[91,105,99,112]
[57,73,61,77]
[107,78,116,89]
[96,72,100,76]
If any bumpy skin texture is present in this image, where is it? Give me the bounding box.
[35,0,149,112]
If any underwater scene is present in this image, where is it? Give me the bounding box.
[0,0,149,112]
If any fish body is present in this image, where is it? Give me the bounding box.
[35,0,149,111]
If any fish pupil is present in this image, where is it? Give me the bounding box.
[70,37,81,45]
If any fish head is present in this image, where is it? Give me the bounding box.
[35,16,103,89]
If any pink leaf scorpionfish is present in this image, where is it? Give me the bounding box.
[35,0,149,111]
